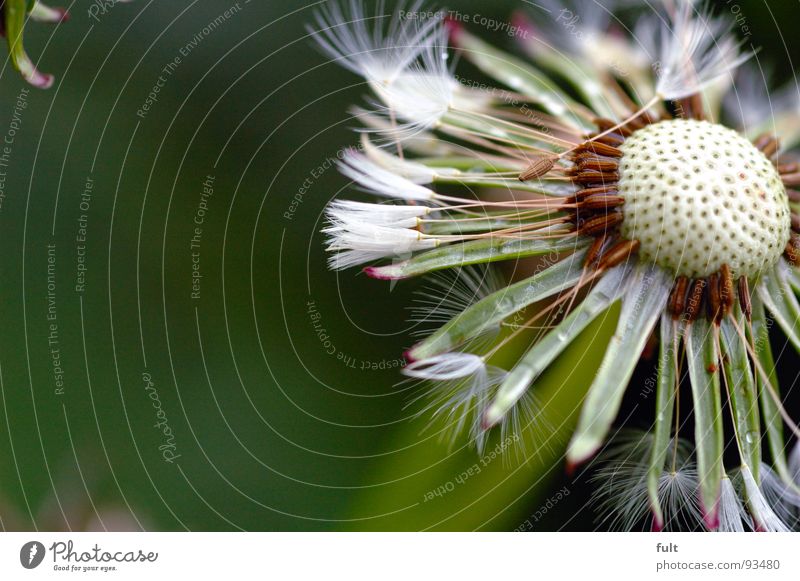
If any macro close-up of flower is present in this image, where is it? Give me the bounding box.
[4,1,800,572]
[316,0,800,532]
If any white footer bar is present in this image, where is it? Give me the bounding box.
[1,532,798,579]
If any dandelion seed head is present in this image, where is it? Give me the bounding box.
[618,119,791,278]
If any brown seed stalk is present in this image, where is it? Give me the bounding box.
[719,264,735,317]
[786,233,800,265]
[669,276,690,319]
[738,277,752,322]
[685,278,707,323]
[573,170,620,186]
[574,185,619,200]
[581,194,626,211]
[782,173,800,187]
[576,157,620,173]
[707,272,722,323]
[593,133,625,148]
[754,134,780,158]
[576,140,624,158]
[597,239,640,271]
[519,156,557,181]
[584,234,609,268]
[679,93,705,121]
[579,212,623,236]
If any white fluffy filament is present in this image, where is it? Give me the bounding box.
[655,1,750,101]
[324,221,437,269]
[326,200,429,228]
[339,149,437,201]
[310,1,457,133]
[741,465,789,532]
[403,352,486,381]
[717,475,749,532]
[309,0,440,83]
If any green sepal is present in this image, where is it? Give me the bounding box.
[422,213,561,236]
[567,265,671,465]
[720,311,762,482]
[647,314,679,530]
[483,263,629,429]
[758,264,800,354]
[788,266,800,293]
[367,236,587,280]
[685,318,724,529]
[405,248,588,361]
[750,295,793,484]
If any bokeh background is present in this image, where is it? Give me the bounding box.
[0,0,797,531]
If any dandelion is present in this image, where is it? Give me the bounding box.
[312,0,800,531]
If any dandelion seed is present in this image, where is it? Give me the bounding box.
[655,1,751,101]
[403,352,487,381]
[338,149,437,201]
[405,354,509,452]
[759,463,800,530]
[591,433,703,531]
[739,465,790,532]
[326,200,430,229]
[358,135,462,183]
[324,220,438,269]
[717,476,749,532]
[408,265,503,340]
[309,0,441,83]
[310,2,489,138]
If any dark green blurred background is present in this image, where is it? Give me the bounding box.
[0,0,796,531]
